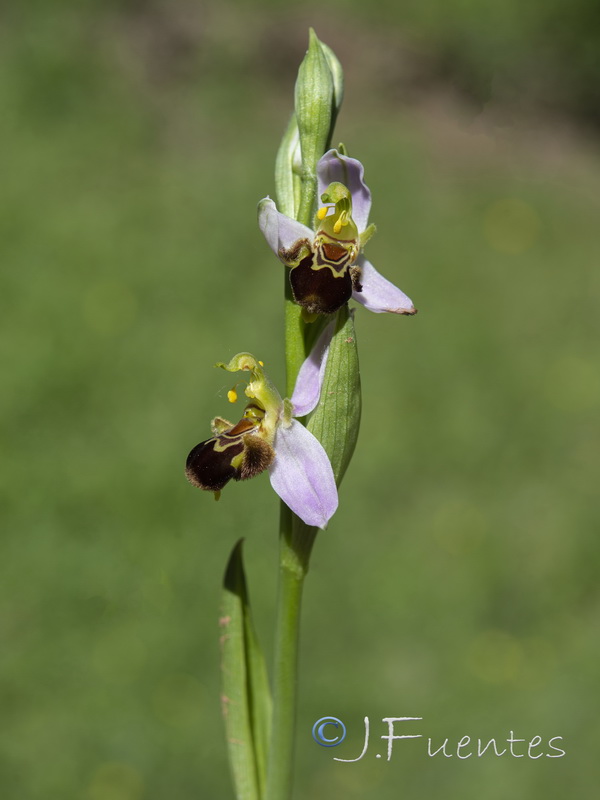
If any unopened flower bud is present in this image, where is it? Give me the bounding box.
[294,30,335,198]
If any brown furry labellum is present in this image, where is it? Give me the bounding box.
[185,417,275,493]
[282,236,362,316]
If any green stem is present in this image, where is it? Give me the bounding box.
[264,89,332,800]
[284,296,306,398]
[265,509,316,800]
[265,158,320,800]
[296,169,317,236]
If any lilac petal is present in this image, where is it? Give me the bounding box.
[258,198,314,258]
[353,257,417,315]
[317,150,372,233]
[290,321,335,417]
[269,420,338,529]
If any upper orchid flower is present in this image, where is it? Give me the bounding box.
[185,346,337,529]
[258,149,417,317]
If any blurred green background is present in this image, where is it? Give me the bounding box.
[2,0,599,797]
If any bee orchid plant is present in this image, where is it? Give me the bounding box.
[185,29,416,800]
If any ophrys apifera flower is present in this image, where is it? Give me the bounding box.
[259,148,417,317]
[185,348,337,529]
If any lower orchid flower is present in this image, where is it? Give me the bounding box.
[258,148,417,318]
[185,346,337,529]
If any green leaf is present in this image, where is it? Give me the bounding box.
[221,540,272,800]
[307,305,361,486]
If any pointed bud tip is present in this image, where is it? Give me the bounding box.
[295,28,336,171]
